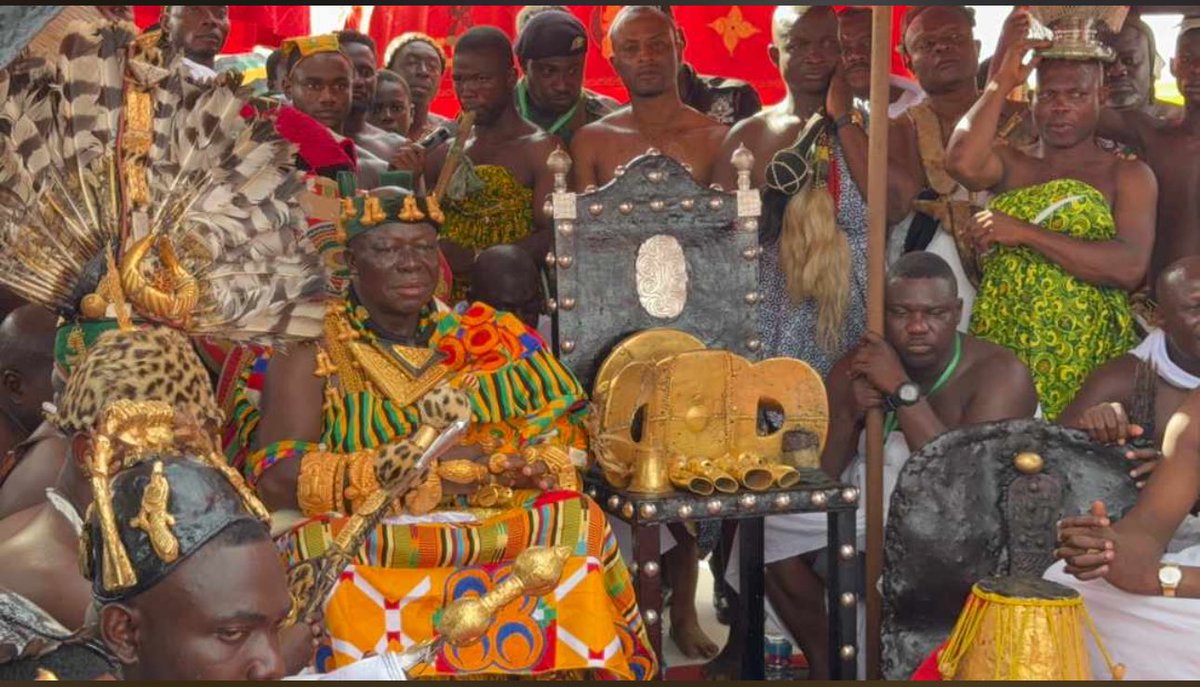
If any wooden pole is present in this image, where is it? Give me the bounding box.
[864,5,893,680]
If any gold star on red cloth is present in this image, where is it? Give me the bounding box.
[708,6,761,55]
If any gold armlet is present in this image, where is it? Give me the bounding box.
[343,450,382,514]
[297,452,347,517]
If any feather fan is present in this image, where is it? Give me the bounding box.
[0,20,327,342]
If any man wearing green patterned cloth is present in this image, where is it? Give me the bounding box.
[945,20,1158,419]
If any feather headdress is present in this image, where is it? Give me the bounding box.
[0,20,325,343]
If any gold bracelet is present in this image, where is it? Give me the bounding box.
[438,459,489,485]
[404,464,443,516]
[297,452,346,516]
[343,450,382,514]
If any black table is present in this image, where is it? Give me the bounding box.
[586,469,859,680]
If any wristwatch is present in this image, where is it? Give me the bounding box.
[834,110,865,131]
[1159,562,1182,597]
[884,381,921,413]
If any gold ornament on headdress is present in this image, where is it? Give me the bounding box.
[398,196,426,223]
[83,399,270,592]
[0,20,326,343]
[128,461,179,563]
[119,235,200,329]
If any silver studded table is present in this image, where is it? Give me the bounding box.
[585,469,859,680]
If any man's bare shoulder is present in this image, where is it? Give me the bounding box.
[725,108,772,141]
[1114,155,1156,185]
[587,107,637,131]
[965,335,1030,381]
[522,129,565,165]
[679,105,730,133]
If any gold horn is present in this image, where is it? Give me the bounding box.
[719,452,774,492]
[118,235,198,327]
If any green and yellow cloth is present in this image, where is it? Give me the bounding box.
[969,179,1137,419]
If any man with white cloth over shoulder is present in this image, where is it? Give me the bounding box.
[1060,256,1200,551]
[730,252,1038,679]
[1052,383,1200,678]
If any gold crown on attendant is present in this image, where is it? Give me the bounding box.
[1028,6,1130,63]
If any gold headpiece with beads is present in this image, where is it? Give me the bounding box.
[0,19,326,352]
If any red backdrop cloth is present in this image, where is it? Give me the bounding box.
[368,5,912,118]
[133,6,310,53]
[135,6,910,119]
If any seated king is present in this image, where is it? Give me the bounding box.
[240,173,656,680]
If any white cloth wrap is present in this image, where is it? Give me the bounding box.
[1043,545,1200,680]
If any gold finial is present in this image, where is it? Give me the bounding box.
[398,195,425,223]
[425,194,445,224]
[436,546,572,646]
[362,196,387,225]
[1014,452,1045,475]
[129,461,179,563]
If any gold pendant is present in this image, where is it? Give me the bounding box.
[348,340,449,408]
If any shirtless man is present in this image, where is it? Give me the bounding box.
[1060,257,1200,489]
[713,6,847,191]
[1101,14,1181,121]
[281,35,385,189]
[752,251,1037,679]
[1097,21,1200,288]
[0,330,317,674]
[337,30,408,161]
[0,306,53,457]
[421,27,561,275]
[570,6,728,189]
[945,28,1158,418]
[0,305,59,520]
[883,6,990,330]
